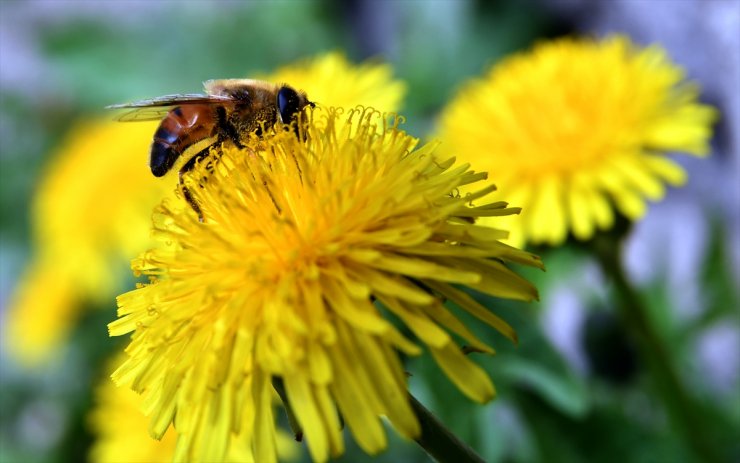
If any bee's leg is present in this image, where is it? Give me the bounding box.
[179,148,211,222]
[215,106,245,148]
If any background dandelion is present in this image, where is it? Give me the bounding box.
[1,1,738,463]
[437,35,718,247]
[4,119,170,364]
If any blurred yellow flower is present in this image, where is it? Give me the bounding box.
[5,52,407,366]
[89,356,299,463]
[262,51,406,113]
[5,120,171,364]
[110,108,541,463]
[438,35,718,247]
[89,368,179,463]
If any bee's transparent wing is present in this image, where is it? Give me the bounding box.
[110,107,172,122]
[106,94,232,122]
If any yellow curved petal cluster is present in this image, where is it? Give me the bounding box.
[438,35,718,247]
[88,356,299,463]
[5,52,406,366]
[110,108,541,462]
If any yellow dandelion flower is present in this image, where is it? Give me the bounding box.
[438,35,718,247]
[4,119,172,365]
[263,51,406,113]
[88,354,299,463]
[5,52,406,366]
[110,108,542,463]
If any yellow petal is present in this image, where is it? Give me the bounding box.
[284,373,329,462]
[380,295,451,348]
[252,373,277,463]
[352,331,420,439]
[430,343,496,403]
[424,280,517,344]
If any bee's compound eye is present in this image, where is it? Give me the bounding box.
[277,86,301,123]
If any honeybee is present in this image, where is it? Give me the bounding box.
[108,79,313,219]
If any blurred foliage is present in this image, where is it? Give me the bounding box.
[1,1,738,463]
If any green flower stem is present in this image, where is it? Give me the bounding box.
[590,232,720,463]
[410,394,487,463]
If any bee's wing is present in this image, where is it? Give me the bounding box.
[106,94,233,122]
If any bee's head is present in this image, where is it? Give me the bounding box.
[276,85,313,125]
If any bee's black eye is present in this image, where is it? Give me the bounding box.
[277,86,301,123]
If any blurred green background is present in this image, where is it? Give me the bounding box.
[1,1,738,462]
